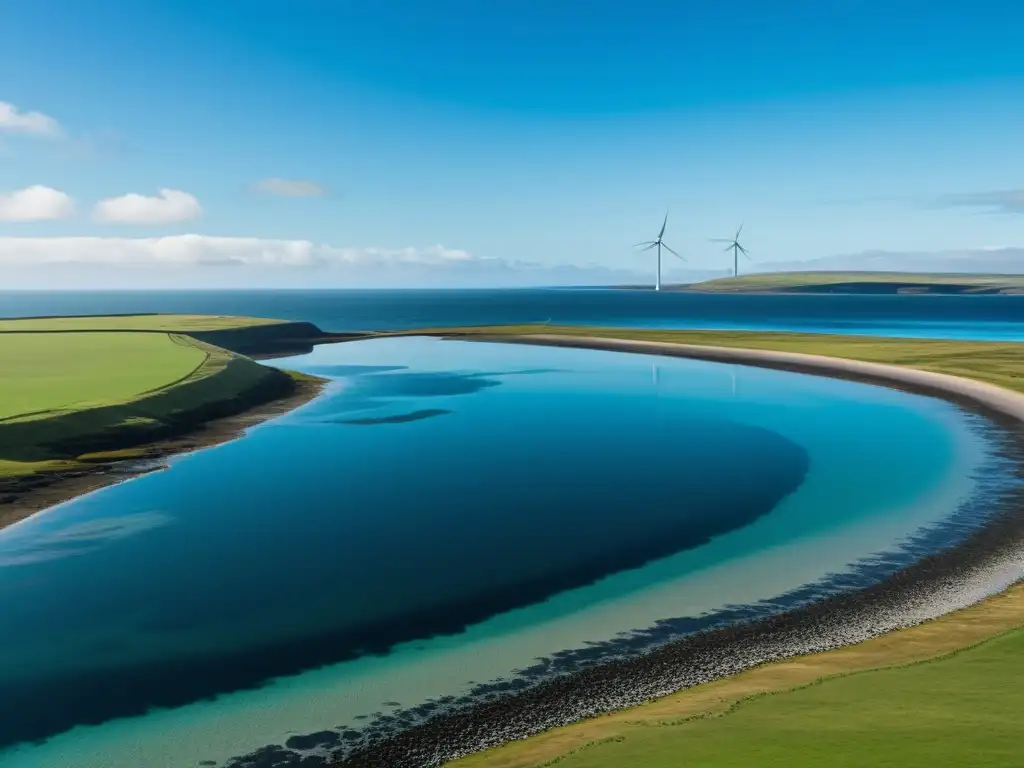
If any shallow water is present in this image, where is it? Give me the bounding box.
[0,338,1001,767]
[2,288,1024,340]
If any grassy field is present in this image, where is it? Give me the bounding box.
[0,313,286,332]
[433,325,1024,767]
[686,271,1024,294]
[0,326,296,484]
[0,332,210,422]
[451,590,1024,768]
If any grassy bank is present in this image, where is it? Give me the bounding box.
[0,330,295,481]
[684,271,1024,294]
[432,325,1024,767]
[0,316,331,524]
[0,332,209,422]
[0,313,284,332]
[451,588,1024,768]
[0,312,352,357]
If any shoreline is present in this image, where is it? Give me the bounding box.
[307,333,1024,767]
[0,373,326,532]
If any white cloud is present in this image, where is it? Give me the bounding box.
[0,235,707,288]
[252,178,327,197]
[0,186,75,221]
[0,236,478,267]
[93,188,202,224]
[0,102,62,138]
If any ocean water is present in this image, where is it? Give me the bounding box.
[0,337,1000,768]
[1,288,1024,340]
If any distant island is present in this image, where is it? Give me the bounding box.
[619,271,1024,295]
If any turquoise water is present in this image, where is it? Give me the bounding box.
[0,338,994,767]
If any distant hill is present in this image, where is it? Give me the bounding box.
[683,271,1024,295]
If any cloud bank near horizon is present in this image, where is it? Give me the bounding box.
[1,234,1023,289]
[0,234,691,288]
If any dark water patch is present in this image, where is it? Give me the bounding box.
[343,370,496,399]
[221,417,1024,768]
[0,416,808,749]
[301,369,558,425]
[336,371,493,399]
[285,731,341,750]
[341,409,452,426]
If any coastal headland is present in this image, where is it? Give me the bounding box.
[0,313,353,528]
[619,270,1024,295]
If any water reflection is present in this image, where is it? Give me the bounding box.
[0,511,172,567]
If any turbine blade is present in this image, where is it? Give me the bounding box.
[736,223,744,239]
[662,242,686,260]
[659,211,668,239]
[737,243,750,255]
[640,242,658,251]
[633,241,656,247]
[723,244,734,252]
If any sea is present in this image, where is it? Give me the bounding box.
[1,287,1023,340]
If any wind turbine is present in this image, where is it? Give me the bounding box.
[711,224,750,277]
[635,212,685,291]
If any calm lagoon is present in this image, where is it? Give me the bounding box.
[0,337,1001,767]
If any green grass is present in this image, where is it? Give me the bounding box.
[0,313,286,333]
[0,332,209,422]
[0,330,292,481]
[527,629,1024,768]
[687,271,1024,293]
[452,582,1024,768]
[436,326,1024,394]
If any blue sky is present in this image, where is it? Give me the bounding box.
[2,1,1024,287]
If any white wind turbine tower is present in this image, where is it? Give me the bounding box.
[711,224,750,277]
[635,212,685,291]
